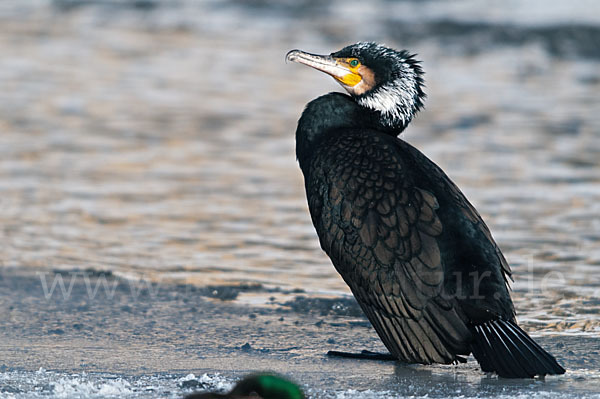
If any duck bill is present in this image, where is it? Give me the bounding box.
[286,49,353,83]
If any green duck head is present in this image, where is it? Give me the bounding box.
[185,374,305,399]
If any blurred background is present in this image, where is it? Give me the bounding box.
[1,0,600,337]
[2,0,600,327]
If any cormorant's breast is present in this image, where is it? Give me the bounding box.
[295,92,392,171]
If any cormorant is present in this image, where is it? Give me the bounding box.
[287,42,565,378]
[185,374,304,399]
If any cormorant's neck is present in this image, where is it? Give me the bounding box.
[295,92,399,171]
[356,80,420,129]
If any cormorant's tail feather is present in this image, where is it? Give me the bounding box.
[470,319,565,378]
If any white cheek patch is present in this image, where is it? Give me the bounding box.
[357,67,420,128]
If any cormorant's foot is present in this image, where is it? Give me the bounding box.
[327,350,397,361]
[453,355,468,364]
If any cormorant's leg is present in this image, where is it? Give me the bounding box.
[327,350,397,361]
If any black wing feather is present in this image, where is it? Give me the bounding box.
[306,131,471,364]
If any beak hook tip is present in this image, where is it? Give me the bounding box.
[286,49,300,64]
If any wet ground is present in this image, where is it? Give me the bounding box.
[0,0,599,397]
[1,269,600,398]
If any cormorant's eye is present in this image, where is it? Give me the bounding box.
[349,59,360,68]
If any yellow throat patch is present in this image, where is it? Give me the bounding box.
[334,58,362,87]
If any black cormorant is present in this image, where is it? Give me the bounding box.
[287,42,565,378]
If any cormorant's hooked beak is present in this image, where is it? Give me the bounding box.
[286,49,361,88]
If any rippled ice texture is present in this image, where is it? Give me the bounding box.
[2,368,600,399]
